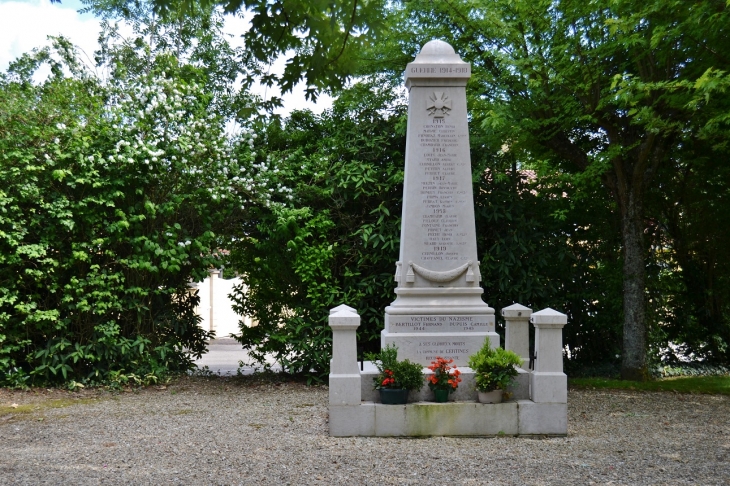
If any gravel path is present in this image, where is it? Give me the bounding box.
[1,377,728,485]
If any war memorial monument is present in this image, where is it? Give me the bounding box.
[328,40,568,437]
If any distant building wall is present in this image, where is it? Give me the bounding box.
[191,270,253,338]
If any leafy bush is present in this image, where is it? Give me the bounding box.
[657,364,730,378]
[228,84,406,381]
[365,343,424,391]
[467,339,522,392]
[0,38,271,387]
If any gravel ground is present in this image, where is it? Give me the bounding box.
[1,377,729,485]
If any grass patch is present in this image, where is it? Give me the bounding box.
[0,397,101,419]
[570,375,730,395]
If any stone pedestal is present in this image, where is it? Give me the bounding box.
[530,308,568,404]
[329,304,568,437]
[328,306,361,406]
[382,39,497,366]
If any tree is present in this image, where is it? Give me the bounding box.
[0,3,281,385]
[380,0,730,380]
[646,133,730,364]
[144,0,388,103]
[227,83,406,380]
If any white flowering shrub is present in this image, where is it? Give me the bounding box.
[0,39,280,387]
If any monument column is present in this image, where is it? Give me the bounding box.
[383,40,498,366]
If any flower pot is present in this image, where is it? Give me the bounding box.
[380,388,409,405]
[478,389,503,404]
[432,389,450,403]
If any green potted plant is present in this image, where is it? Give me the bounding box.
[427,357,462,402]
[366,344,424,404]
[467,338,523,403]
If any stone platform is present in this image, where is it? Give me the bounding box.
[329,362,565,437]
[329,400,567,437]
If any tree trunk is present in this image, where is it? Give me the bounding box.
[605,132,663,381]
[619,189,649,380]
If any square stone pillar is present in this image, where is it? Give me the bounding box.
[530,308,568,403]
[502,303,532,369]
[329,305,361,406]
[502,303,532,400]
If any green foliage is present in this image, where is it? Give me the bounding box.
[52,0,730,384]
[365,343,424,391]
[658,364,730,378]
[644,141,730,365]
[472,146,625,367]
[372,0,730,378]
[0,20,274,386]
[151,0,390,103]
[467,339,522,392]
[82,0,257,116]
[228,83,406,381]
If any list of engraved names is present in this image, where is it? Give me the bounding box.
[418,116,468,262]
[389,315,491,333]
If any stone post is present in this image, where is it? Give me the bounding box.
[502,303,532,400]
[530,308,568,403]
[329,305,361,406]
[502,303,532,369]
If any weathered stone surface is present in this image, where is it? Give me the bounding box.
[518,401,568,435]
[329,404,375,437]
[328,400,569,437]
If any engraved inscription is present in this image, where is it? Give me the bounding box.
[417,340,470,362]
[389,315,491,333]
[415,116,465,263]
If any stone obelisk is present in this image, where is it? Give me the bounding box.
[382,40,498,366]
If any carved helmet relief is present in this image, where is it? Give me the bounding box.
[427,91,452,118]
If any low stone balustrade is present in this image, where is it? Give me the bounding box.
[328,303,568,437]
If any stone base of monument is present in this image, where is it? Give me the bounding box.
[327,363,566,437]
[329,305,569,438]
[380,331,498,368]
[329,400,567,437]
